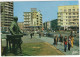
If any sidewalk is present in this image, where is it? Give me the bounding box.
[35,35,79,55]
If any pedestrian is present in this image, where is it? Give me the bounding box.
[70,30,73,36]
[59,34,63,45]
[71,36,74,48]
[64,36,67,52]
[30,32,33,39]
[68,36,71,51]
[53,36,56,45]
[55,35,58,46]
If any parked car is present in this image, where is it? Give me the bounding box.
[43,32,47,36]
[47,33,54,37]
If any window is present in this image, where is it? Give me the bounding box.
[77,9,79,11]
[68,16,71,18]
[73,16,76,18]
[64,9,67,12]
[68,9,71,12]
[77,16,79,18]
[66,16,67,18]
[73,9,75,11]
[69,13,71,15]
[73,13,75,15]
[66,13,67,15]
[77,13,79,15]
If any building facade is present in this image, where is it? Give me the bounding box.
[23,8,42,31]
[36,12,42,26]
[43,21,51,30]
[24,12,32,31]
[18,22,24,31]
[58,5,79,30]
[1,2,14,31]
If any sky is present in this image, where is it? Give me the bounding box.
[14,1,78,23]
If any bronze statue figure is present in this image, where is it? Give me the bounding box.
[9,17,23,35]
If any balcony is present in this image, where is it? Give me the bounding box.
[58,15,61,17]
[69,21,74,22]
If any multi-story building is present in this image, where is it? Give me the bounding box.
[23,8,42,31]
[18,22,24,31]
[1,2,14,31]
[58,5,79,30]
[36,12,42,26]
[31,8,37,26]
[31,8,37,12]
[24,12,32,31]
[43,21,51,30]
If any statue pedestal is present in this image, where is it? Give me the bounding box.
[6,34,23,54]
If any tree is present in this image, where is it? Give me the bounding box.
[51,19,58,31]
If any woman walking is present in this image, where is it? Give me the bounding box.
[71,36,74,48]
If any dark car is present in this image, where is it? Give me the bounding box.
[47,33,54,37]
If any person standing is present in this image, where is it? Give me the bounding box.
[71,36,74,48]
[30,32,33,39]
[64,36,67,52]
[55,35,58,46]
[68,36,71,51]
[59,34,63,45]
[53,36,56,45]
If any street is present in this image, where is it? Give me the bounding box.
[1,31,79,55]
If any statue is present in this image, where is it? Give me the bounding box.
[7,17,23,54]
[9,17,23,35]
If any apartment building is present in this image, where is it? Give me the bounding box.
[43,21,51,30]
[58,5,79,30]
[24,12,32,31]
[31,8,37,26]
[18,22,24,30]
[1,2,14,31]
[36,12,42,26]
[23,8,42,31]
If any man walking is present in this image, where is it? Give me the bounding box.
[30,32,33,39]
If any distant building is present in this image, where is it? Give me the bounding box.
[58,5,79,30]
[43,21,51,30]
[1,2,14,31]
[24,12,32,31]
[36,12,42,26]
[31,8,37,12]
[18,22,24,31]
[23,8,42,31]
